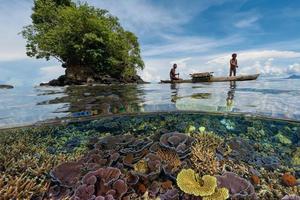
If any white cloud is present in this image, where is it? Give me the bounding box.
[87,0,190,35]
[235,16,260,28]
[87,0,227,36]
[206,50,300,76]
[0,0,32,61]
[208,50,300,65]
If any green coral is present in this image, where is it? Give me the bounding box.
[292,147,300,166]
[275,132,292,145]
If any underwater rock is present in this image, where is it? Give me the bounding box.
[51,162,84,188]
[216,172,257,199]
[159,132,195,158]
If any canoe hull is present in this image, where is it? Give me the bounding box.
[160,74,260,83]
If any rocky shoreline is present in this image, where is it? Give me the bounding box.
[40,67,146,86]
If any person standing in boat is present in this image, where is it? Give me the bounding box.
[170,64,181,80]
[230,53,238,76]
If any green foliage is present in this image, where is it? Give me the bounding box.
[22,0,144,79]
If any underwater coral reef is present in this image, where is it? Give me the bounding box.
[0,113,299,199]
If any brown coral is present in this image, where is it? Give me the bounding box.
[156,147,181,170]
[190,132,223,175]
[250,175,260,185]
[282,173,297,187]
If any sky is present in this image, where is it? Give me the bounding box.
[1,0,300,86]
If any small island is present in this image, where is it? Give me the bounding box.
[22,0,145,86]
[0,84,14,89]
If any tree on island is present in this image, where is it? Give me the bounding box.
[22,0,145,85]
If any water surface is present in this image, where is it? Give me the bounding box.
[1,77,300,128]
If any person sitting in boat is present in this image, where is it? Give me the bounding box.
[230,53,238,76]
[170,64,181,80]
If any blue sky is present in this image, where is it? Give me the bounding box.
[1,0,300,86]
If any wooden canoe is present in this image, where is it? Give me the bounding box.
[160,74,260,83]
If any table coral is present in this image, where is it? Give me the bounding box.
[176,169,217,197]
[202,188,229,200]
[72,167,127,200]
[216,172,257,199]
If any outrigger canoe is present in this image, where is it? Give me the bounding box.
[160,73,260,83]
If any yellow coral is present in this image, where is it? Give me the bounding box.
[134,159,149,174]
[203,188,229,200]
[177,169,217,196]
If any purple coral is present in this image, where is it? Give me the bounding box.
[160,188,179,200]
[72,167,128,200]
[282,195,300,200]
[50,162,83,188]
[216,172,257,200]
[159,132,195,158]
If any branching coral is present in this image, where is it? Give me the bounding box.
[190,132,223,175]
[0,126,84,199]
[156,147,181,170]
[0,173,49,199]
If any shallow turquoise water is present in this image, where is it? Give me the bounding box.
[1,76,300,128]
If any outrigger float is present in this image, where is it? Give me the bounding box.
[160,72,260,83]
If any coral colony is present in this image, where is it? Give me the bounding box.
[0,113,299,199]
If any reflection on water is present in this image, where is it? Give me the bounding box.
[1,77,300,127]
[226,81,236,111]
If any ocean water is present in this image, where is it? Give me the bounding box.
[1,77,300,199]
[0,76,300,128]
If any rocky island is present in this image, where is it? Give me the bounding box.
[22,0,145,86]
[0,84,14,89]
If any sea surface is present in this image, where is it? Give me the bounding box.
[1,76,300,199]
[1,76,300,128]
